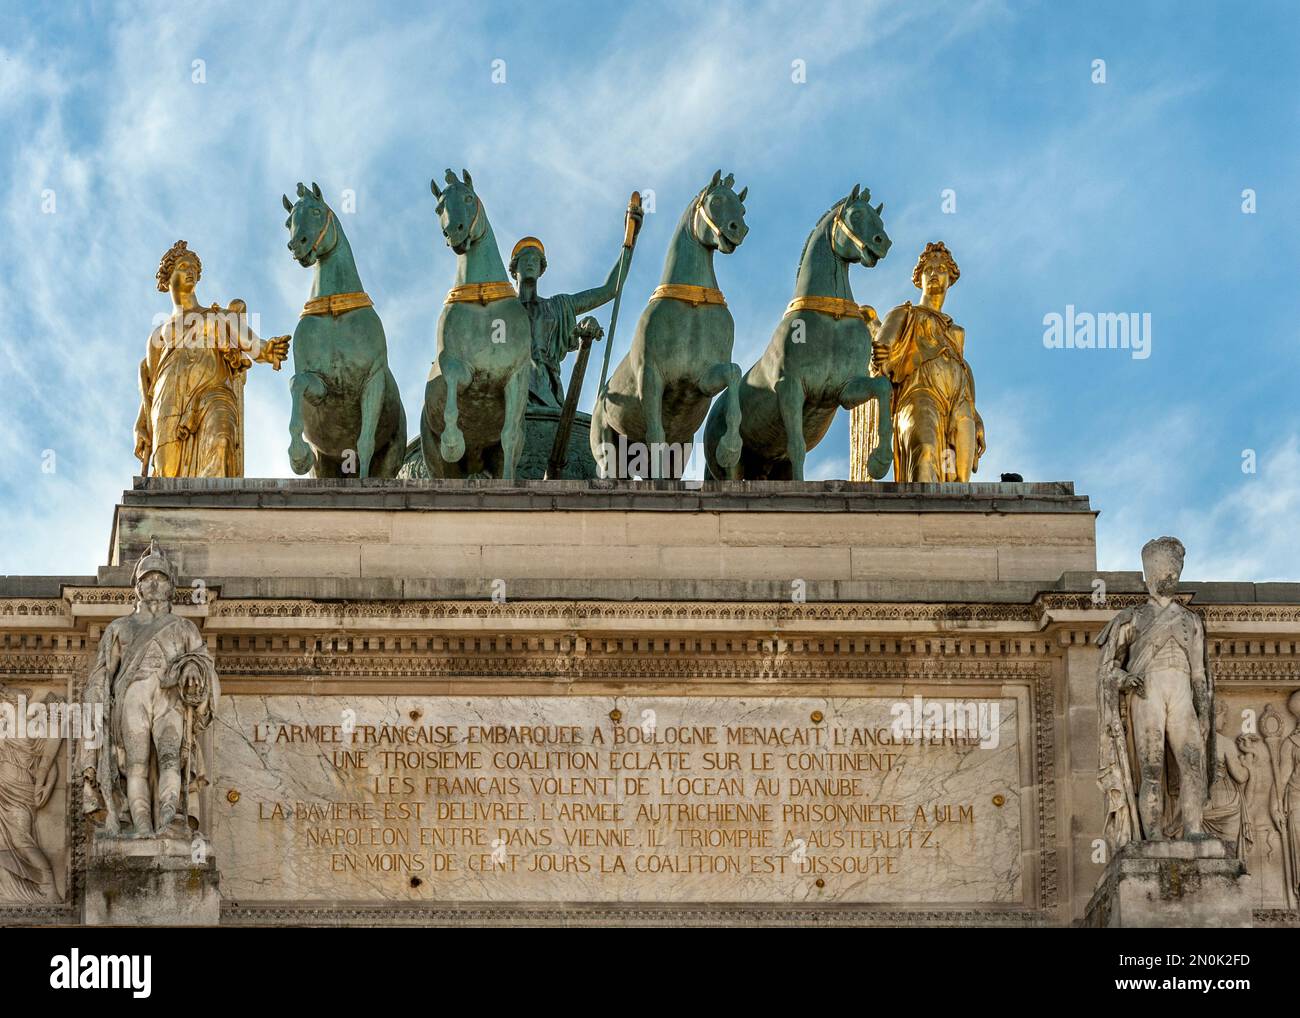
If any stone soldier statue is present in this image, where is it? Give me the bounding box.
[80,540,219,838]
[509,217,640,409]
[1096,536,1215,853]
[858,241,985,482]
[135,240,289,477]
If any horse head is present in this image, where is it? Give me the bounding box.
[690,169,749,254]
[282,182,338,267]
[830,184,889,267]
[430,168,486,255]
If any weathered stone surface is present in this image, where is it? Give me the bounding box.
[123,476,1090,509]
[0,683,67,905]
[84,833,220,926]
[1083,839,1252,928]
[110,479,1097,587]
[9,478,1300,927]
[214,694,1023,905]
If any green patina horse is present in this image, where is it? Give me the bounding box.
[421,169,532,480]
[704,185,893,480]
[283,182,406,478]
[590,170,748,479]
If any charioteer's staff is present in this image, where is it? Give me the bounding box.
[544,191,642,478]
[592,193,642,419]
[547,317,603,479]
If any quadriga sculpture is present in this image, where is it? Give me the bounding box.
[705,185,893,480]
[282,182,406,478]
[421,169,533,480]
[590,170,748,479]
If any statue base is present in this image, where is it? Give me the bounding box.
[1082,839,1252,928]
[397,407,598,480]
[84,831,220,926]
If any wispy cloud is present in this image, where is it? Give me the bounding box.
[0,0,1295,584]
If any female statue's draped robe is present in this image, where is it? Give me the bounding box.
[873,302,982,482]
[0,703,60,903]
[136,305,252,477]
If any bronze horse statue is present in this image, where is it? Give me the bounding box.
[590,170,748,479]
[704,185,893,480]
[283,182,406,478]
[421,169,532,479]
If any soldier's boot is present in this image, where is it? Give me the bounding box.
[126,762,152,836]
[155,752,182,834]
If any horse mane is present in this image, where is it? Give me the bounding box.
[795,197,848,284]
[676,181,712,234]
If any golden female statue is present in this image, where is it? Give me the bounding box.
[134,241,289,477]
[850,241,985,482]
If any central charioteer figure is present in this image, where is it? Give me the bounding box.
[508,214,641,410]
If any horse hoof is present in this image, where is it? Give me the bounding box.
[717,434,742,469]
[440,430,465,463]
[867,451,892,480]
[288,440,313,475]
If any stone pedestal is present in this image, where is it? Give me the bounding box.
[105,478,1097,587]
[1083,839,1252,928]
[84,832,220,926]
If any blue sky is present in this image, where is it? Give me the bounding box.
[1,0,1297,579]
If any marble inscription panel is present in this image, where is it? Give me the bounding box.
[213,695,1024,904]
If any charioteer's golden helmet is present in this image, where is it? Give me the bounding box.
[912,241,960,290]
[132,538,177,586]
[508,236,547,279]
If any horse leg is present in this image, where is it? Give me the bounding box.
[288,371,327,475]
[476,444,501,480]
[313,450,345,478]
[638,361,666,477]
[355,364,386,479]
[500,361,529,482]
[839,374,893,479]
[776,375,807,480]
[698,362,743,475]
[421,425,453,478]
[589,394,615,478]
[767,457,794,481]
[421,375,446,477]
[702,399,723,480]
[373,392,408,480]
[438,355,470,465]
